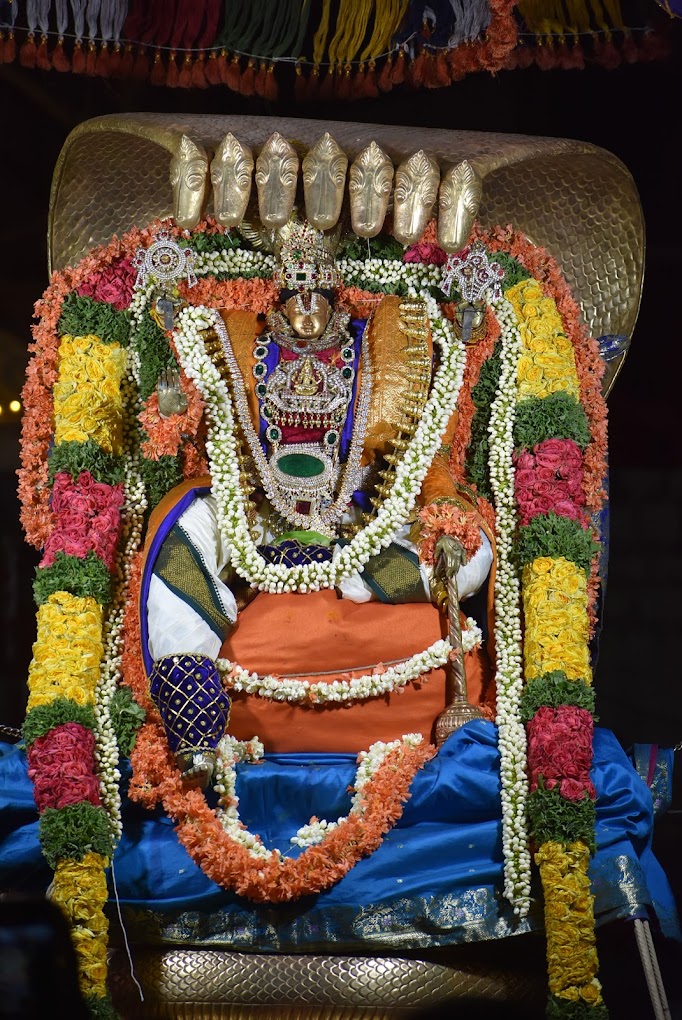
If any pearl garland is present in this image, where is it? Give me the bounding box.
[217,621,482,705]
[171,303,466,594]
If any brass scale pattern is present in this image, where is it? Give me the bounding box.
[48,115,643,1014]
[49,113,644,394]
[108,948,545,1018]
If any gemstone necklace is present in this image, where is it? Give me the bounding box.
[213,312,373,537]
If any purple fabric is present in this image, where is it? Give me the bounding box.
[149,654,230,754]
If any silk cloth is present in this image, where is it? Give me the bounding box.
[1,723,678,951]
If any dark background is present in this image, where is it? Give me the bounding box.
[0,28,681,1017]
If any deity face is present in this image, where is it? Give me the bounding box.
[169,135,208,230]
[284,291,332,340]
[438,160,482,252]
[392,150,440,245]
[302,133,348,231]
[348,142,394,238]
[255,133,299,228]
[210,133,254,228]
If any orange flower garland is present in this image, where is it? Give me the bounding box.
[128,718,436,903]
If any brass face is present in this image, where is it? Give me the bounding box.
[210,133,254,229]
[255,132,299,229]
[169,135,208,230]
[438,160,482,253]
[302,133,348,231]
[393,150,440,245]
[348,141,394,238]
[284,292,332,339]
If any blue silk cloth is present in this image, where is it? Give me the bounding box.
[1,722,679,951]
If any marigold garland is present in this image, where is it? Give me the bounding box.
[128,720,436,903]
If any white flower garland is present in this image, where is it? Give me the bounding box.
[94,349,148,839]
[217,620,482,705]
[213,733,425,854]
[337,256,442,295]
[190,246,440,301]
[487,294,530,917]
[172,304,466,593]
[193,246,274,280]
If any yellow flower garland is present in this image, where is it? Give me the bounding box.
[27,592,103,710]
[51,851,111,998]
[535,841,604,1007]
[507,279,581,400]
[522,558,592,683]
[53,335,127,453]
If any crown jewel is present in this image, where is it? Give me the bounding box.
[441,241,504,304]
[274,220,340,293]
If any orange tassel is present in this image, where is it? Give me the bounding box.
[318,64,336,100]
[594,35,621,70]
[150,49,165,85]
[95,42,110,76]
[513,44,534,69]
[205,51,222,84]
[166,50,179,86]
[407,49,427,87]
[224,54,241,90]
[377,55,393,92]
[305,64,321,100]
[214,49,229,83]
[294,63,307,101]
[254,60,268,96]
[554,42,574,70]
[52,37,70,71]
[178,52,193,87]
[132,45,149,80]
[72,39,86,73]
[448,45,469,79]
[85,39,97,75]
[191,53,208,87]
[390,48,406,85]
[364,60,379,98]
[352,62,366,98]
[119,43,134,77]
[534,41,557,70]
[36,35,51,70]
[263,62,278,101]
[19,32,37,68]
[432,50,450,87]
[239,58,256,96]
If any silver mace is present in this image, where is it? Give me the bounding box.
[435,560,484,747]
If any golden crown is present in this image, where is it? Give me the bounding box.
[273,220,340,292]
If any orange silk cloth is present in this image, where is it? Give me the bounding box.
[223,588,494,753]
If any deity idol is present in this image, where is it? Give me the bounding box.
[144,220,495,788]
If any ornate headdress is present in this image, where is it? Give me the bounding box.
[273,220,340,293]
[441,241,504,303]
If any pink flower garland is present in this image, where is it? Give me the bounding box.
[514,438,588,528]
[527,706,596,802]
[27,723,102,812]
[40,471,125,571]
[76,256,137,310]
